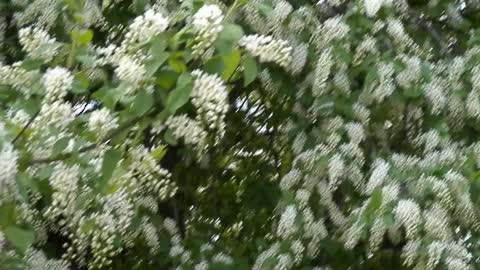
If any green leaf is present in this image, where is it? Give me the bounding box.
[151,145,166,160]
[72,29,93,46]
[131,91,154,116]
[4,226,35,253]
[156,70,179,90]
[52,137,70,156]
[215,24,244,54]
[145,51,169,77]
[164,129,177,145]
[168,57,187,73]
[364,188,383,222]
[20,59,43,71]
[222,49,241,81]
[71,72,89,94]
[166,73,193,114]
[243,56,258,86]
[101,148,122,182]
[204,56,225,75]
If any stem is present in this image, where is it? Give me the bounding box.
[224,0,241,22]
[12,111,39,144]
[67,42,76,69]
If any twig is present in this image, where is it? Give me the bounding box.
[12,111,39,144]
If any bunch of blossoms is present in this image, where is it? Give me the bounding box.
[190,4,224,58]
[18,25,60,62]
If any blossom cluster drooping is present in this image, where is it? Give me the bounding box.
[191,4,224,57]
[191,70,229,136]
[18,25,58,61]
[42,67,73,102]
[239,35,292,68]
[125,9,169,44]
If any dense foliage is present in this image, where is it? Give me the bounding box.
[2,0,480,269]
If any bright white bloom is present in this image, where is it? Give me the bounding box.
[115,56,146,88]
[365,159,390,194]
[44,164,80,220]
[42,67,73,102]
[394,199,421,240]
[277,205,298,238]
[129,146,176,200]
[18,26,58,61]
[88,108,119,138]
[192,5,224,31]
[364,0,384,17]
[312,48,333,97]
[0,142,18,196]
[191,70,229,133]
[126,9,168,44]
[191,4,224,57]
[239,35,292,68]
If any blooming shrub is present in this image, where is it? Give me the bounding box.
[1,0,480,269]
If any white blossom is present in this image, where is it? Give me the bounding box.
[239,35,292,68]
[18,26,58,61]
[42,67,73,102]
[126,9,168,44]
[191,70,229,134]
[88,108,119,138]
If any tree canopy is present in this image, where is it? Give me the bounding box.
[2,0,480,269]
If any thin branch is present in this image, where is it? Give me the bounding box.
[30,116,142,164]
[12,111,39,144]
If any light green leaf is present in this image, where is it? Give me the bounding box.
[215,24,244,54]
[222,49,241,81]
[151,145,167,160]
[71,72,89,94]
[4,226,35,253]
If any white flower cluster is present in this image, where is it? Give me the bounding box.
[35,101,75,130]
[394,199,421,240]
[364,0,392,17]
[0,139,18,199]
[165,114,208,152]
[88,108,119,138]
[114,56,146,89]
[191,4,224,57]
[125,9,169,44]
[18,25,58,61]
[42,67,73,102]
[191,70,229,135]
[239,35,292,68]
[128,146,176,200]
[44,164,80,221]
